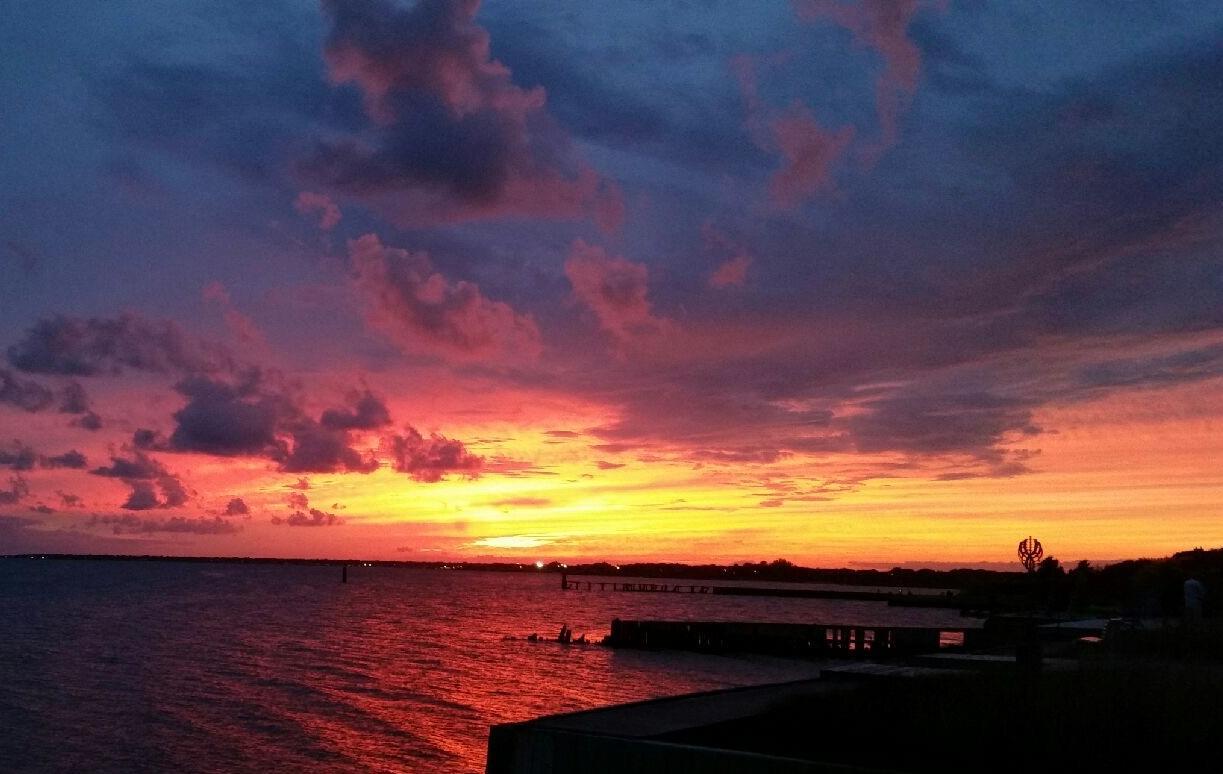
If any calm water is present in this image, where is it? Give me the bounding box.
[0,560,967,772]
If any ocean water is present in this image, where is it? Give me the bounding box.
[0,560,967,772]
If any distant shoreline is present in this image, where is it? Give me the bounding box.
[0,552,1030,590]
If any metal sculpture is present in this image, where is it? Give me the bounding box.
[1017,536,1043,572]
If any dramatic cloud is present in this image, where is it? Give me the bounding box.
[90,451,190,510]
[564,240,668,342]
[168,373,287,457]
[166,373,382,474]
[350,233,542,359]
[278,415,380,473]
[87,514,241,535]
[390,427,482,482]
[306,0,620,227]
[293,191,342,230]
[5,1,1223,561]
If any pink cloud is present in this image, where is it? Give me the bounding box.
[349,233,542,360]
[564,240,667,342]
[732,56,853,208]
[202,281,266,347]
[293,191,342,230]
[769,103,855,207]
[793,0,937,156]
[709,255,752,288]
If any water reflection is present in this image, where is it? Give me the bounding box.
[0,562,967,772]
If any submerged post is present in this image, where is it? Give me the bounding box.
[342,564,348,584]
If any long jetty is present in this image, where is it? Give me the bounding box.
[604,619,981,658]
[559,572,962,608]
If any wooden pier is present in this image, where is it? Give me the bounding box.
[561,576,713,593]
[603,619,982,659]
[559,572,962,608]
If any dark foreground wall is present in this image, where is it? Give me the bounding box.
[487,725,883,774]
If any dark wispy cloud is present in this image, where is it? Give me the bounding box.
[0,369,55,412]
[272,507,342,527]
[0,443,88,471]
[0,476,30,505]
[7,314,233,377]
[87,514,242,535]
[89,451,190,511]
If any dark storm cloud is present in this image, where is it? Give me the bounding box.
[224,497,250,517]
[319,390,392,430]
[168,374,288,457]
[278,416,380,473]
[390,427,481,482]
[165,373,382,474]
[304,0,619,225]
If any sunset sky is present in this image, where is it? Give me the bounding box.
[2,0,1221,567]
